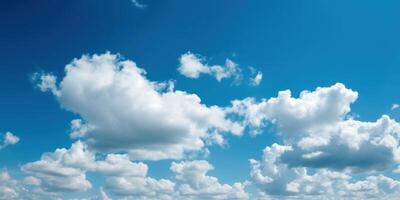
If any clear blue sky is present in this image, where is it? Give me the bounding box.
[1,0,400,199]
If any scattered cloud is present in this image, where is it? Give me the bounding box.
[30,53,400,199]
[0,132,19,150]
[392,104,399,110]
[20,141,249,199]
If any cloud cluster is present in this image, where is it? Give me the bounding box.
[36,53,244,160]
[21,141,93,192]
[21,142,248,199]
[0,170,26,200]
[171,160,249,199]
[228,83,400,198]
[231,83,400,172]
[30,52,400,199]
[250,143,400,199]
[0,132,19,150]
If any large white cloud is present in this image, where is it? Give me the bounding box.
[0,132,19,150]
[37,52,244,160]
[170,160,249,199]
[230,83,400,172]
[250,143,400,199]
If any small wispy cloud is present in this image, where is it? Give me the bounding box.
[131,0,147,9]
[249,66,263,86]
[392,104,399,110]
[0,132,19,150]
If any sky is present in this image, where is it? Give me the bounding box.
[2,0,400,199]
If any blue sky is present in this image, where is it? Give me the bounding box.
[2,0,400,199]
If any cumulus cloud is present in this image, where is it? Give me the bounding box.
[21,141,94,192]
[250,143,400,199]
[0,132,20,150]
[97,154,175,199]
[21,141,176,199]
[231,83,400,172]
[178,52,241,82]
[36,53,244,160]
[170,160,249,199]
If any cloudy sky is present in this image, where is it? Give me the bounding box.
[2,0,400,199]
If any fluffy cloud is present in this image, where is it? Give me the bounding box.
[97,154,175,199]
[0,170,26,200]
[231,83,400,172]
[0,132,20,150]
[178,52,241,82]
[21,141,94,192]
[170,160,249,199]
[22,141,176,199]
[37,53,244,160]
[250,143,400,199]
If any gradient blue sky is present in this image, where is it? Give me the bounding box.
[1,0,400,199]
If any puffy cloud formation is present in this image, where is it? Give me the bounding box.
[0,132,20,150]
[178,52,241,82]
[170,160,249,199]
[37,53,244,160]
[21,141,249,199]
[250,143,400,199]
[21,141,94,192]
[231,83,400,172]
[21,141,176,199]
[96,154,175,199]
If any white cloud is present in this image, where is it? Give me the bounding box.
[178,52,241,82]
[170,160,249,199]
[250,143,400,199]
[21,141,94,192]
[36,53,244,160]
[250,71,262,86]
[131,0,147,9]
[22,141,175,199]
[249,67,263,86]
[0,170,26,200]
[0,132,20,150]
[231,83,400,172]
[392,104,399,110]
[98,154,175,199]
[69,119,95,139]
